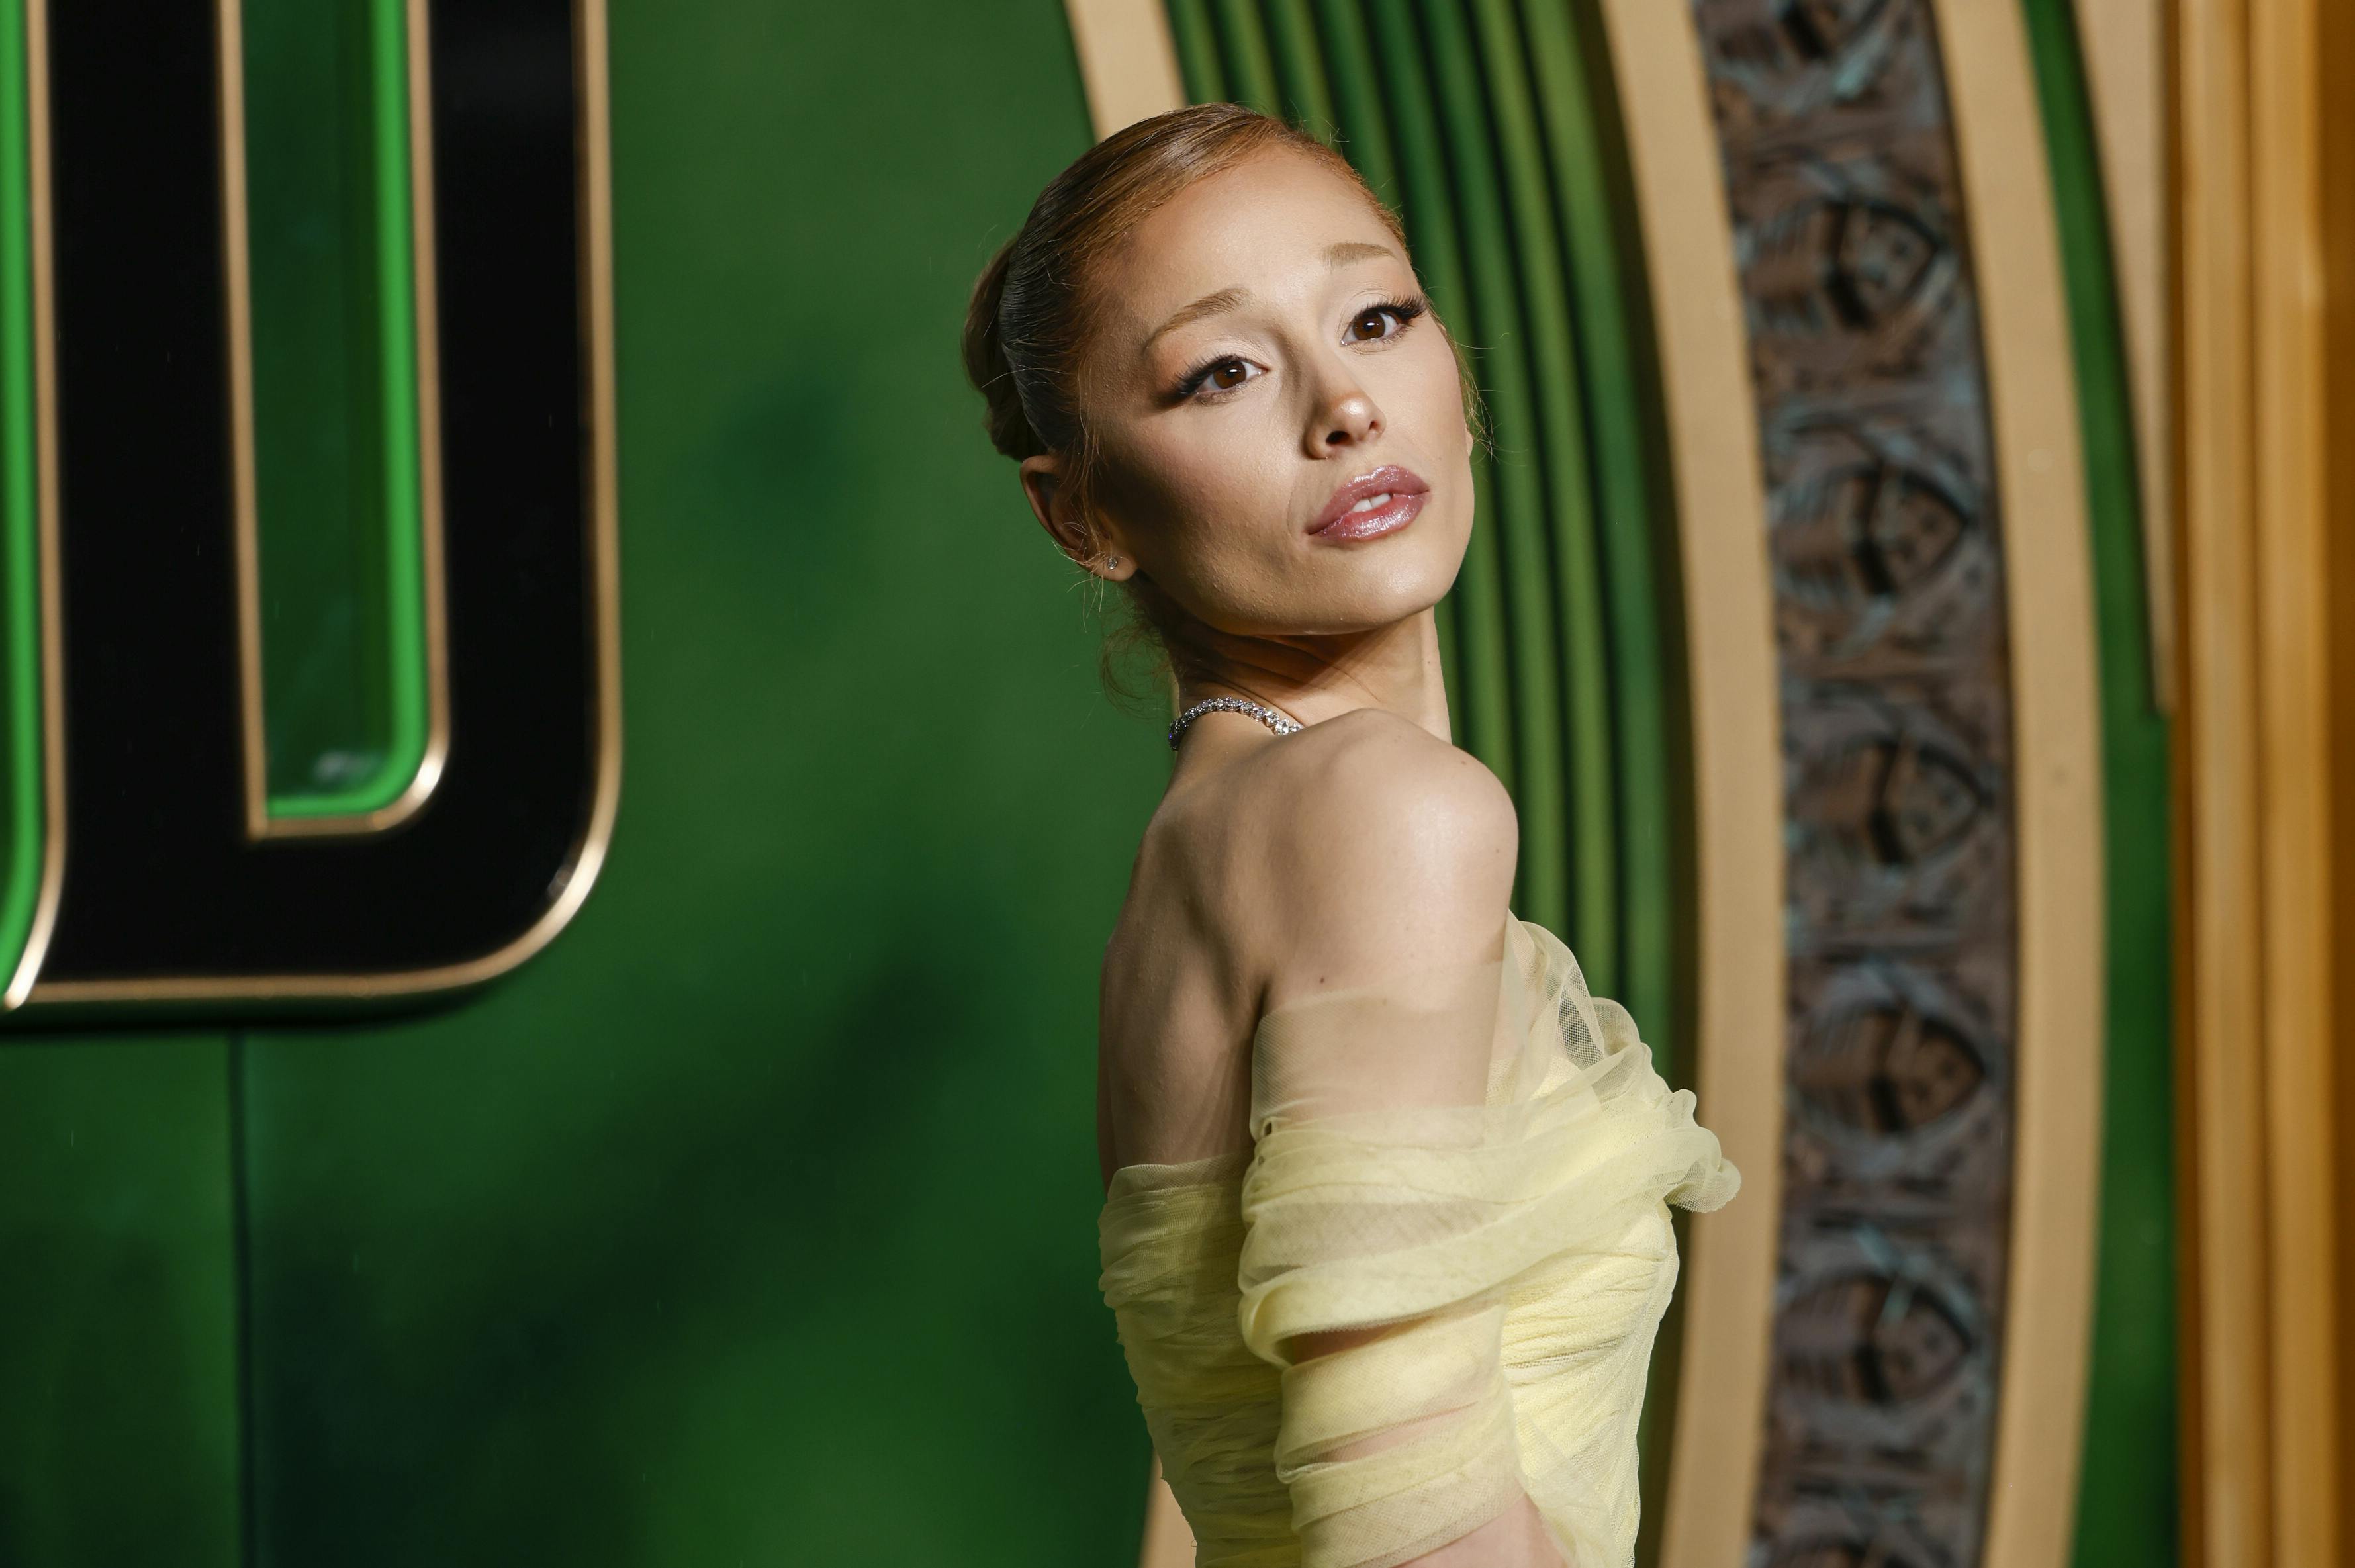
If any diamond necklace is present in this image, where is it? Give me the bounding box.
[1166,694,1305,751]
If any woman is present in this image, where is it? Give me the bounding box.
[962,103,1737,1568]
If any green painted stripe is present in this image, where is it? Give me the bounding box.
[1518,9,1688,1557]
[1304,0,1446,713]
[1308,0,1396,205]
[1461,0,1616,982]
[1262,0,1338,143]
[1211,0,1283,113]
[1358,0,1516,800]
[1469,7,1678,1544]
[1521,0,1671,1042]
[0,0,42,982]
[1169,1,1444,717]
[2018,4,2180,1565]
[1176,0,1618,923]
[1165,0,1227,101]
[1154,7,1685,1543]
[1416,0,1571,936]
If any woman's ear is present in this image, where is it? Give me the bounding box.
[1017,454,1078,554]
[1020,454,1135,582]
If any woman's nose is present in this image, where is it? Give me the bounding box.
[1305,379,1383,457]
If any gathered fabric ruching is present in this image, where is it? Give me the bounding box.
[1099,917,1738,1568]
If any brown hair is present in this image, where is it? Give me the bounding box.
[960,102,1472,689]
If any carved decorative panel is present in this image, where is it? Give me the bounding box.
[1685,3,2016,1563]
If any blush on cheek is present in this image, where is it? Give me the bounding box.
[1194,457,1288,532]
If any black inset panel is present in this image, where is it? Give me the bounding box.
[38,0,606,988]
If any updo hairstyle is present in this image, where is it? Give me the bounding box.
[960,102,1472,689]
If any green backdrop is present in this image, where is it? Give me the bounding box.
[0,1,2178,1564]
[1,1,1166,1561]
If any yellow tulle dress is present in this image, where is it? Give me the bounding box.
[1097,916,1739,1568]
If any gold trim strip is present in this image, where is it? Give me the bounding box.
[1936,5,2109,1565]
[2176,0,2274,1559]
[2176,1,2353,1555]
[3,0,63,1009]
[26,0,620,1005]
[224,0,451,841]
[2072,0,2176,712]
[2248,0,2341,1558]
[1060,0,1184,141]
[1590,3,1784,1563]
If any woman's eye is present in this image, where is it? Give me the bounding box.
[1182,357,1260,398]
[1347,305,1410,343]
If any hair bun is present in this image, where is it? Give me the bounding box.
[961,237,1044,462]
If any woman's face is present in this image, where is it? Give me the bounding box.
[1023,148,1476,641]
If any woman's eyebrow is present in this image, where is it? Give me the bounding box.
[1143,287,1250,351]
[1141,244,1403,351]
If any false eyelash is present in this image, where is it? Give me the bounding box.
[1174,353,1248,400]
[1362,294,1430,328]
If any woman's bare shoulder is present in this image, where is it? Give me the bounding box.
[1234,708,1518,997]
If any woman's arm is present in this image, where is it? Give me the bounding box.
[1133,1429,1560,1568]
[1279,1322,1572,1568]
[1136,1453,1197,1568]
[1242,714,1571,1567]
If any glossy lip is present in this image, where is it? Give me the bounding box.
[1307,463,1430,542]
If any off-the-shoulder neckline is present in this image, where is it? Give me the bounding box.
[1248,914,1534,1019]
[1099,916,1569,1200]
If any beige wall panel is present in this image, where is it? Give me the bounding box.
[2249,0,2342,1559]
[1064,0,1185,140]
[1591,3,1785,1565]
[1936,5,2109,1567]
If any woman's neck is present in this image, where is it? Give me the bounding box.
[1171,608,1452,745]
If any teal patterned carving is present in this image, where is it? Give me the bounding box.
[1685,2,2019,1561]
[1159,0,1685,1066]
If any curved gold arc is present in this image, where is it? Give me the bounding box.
[26,0,620,1006]
[1589,3,1785,1564]
[224,0,451,842]
[3,0,65,1010]
[1937,4,2109,1564]
[1062,0,1183,140]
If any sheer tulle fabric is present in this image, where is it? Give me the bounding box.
[1098,917,1738,1568]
